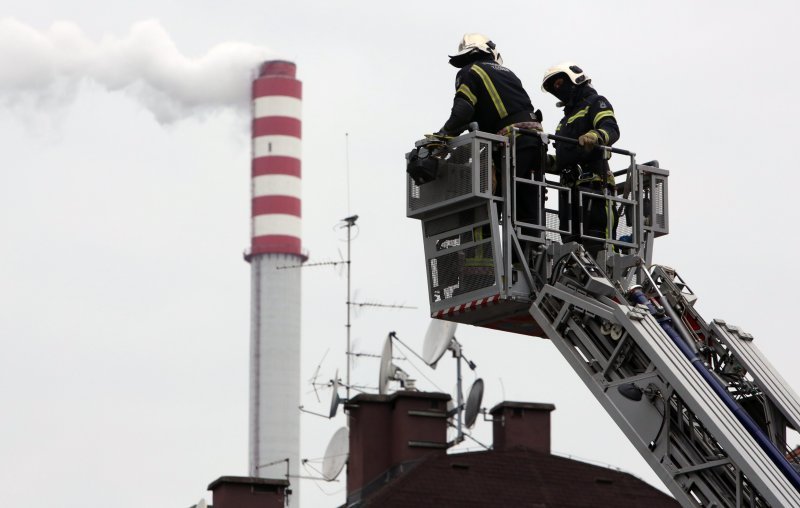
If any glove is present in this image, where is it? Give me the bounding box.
[425,131,454,141]
[578,131,600,152]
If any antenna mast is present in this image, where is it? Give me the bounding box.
[343,214,358,399]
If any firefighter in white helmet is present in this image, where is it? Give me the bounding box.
[542,62,620,257]
[436,33,544,236]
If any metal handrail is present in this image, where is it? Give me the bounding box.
[510,127,645,254]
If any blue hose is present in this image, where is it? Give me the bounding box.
[628,289,800,492]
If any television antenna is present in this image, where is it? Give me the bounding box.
[277,214,415,402]
[299,369,348,419]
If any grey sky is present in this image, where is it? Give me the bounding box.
[2,2,799,507]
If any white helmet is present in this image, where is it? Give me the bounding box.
[449,33,503,67]
[541,61,589,91]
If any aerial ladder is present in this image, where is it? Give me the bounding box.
[405,129,800,507]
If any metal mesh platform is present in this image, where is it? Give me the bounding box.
[407,132,504,220]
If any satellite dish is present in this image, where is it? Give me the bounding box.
[445,399,458,442]
[379,333,414,394]
[195,499,207,508]
[422,320,457,368]
[379,334,394,395]
[464,378,484,428]
[446,398,457,417]
[321,426,349,481]
[329,369,342,418]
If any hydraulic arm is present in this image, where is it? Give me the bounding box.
[406,130,800,507]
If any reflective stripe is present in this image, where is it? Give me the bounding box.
[457,84,477,105]
[598,129,610,143]
[470,64,508,118]
[464,259,495,268]
[577,174,604,185]
[465,227,492,267]
[566,106,589,124]
[576,172,616,186]
[593,110,615,127]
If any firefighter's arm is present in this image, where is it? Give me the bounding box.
[587,96,620,147]
[438,96,475,136]
[438,68,480,136]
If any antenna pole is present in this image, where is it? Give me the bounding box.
[345,133,351,215]
[454,341,464,442]
[343,215,358,400]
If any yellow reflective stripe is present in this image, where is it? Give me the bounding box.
[457,84,477,105]
[472,227,487,261]
[566,106,589,124]
[598,128,610,143]
[470,64,508,118]
[577,174,604,184]
[465,260,494,268]
[593,110,615,127]
[576,172,615,186]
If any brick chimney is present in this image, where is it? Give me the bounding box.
[346,391,450,504]
[490,401,555,453]
[207,476,290,508]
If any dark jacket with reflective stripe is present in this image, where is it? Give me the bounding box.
[454,59,537,134]
[554,84,620,174]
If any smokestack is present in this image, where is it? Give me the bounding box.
[247,60,305,505]
[208,476,290,508]
[490,401,555,454]
[345,391,450,505]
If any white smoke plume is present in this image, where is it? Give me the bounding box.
[0,18,273,123]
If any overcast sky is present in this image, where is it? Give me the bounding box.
[2,1,800,507]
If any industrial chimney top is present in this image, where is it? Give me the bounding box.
[259,60,296,78]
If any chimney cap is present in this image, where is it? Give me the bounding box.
[207,476,290,491]
[258,60,297,78]
[346,390,451,408]
[489,401,555,416]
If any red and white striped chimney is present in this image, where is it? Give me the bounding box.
[251,60,303,255]
[248,60,305,507]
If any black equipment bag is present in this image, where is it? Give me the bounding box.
[406,141,450,186]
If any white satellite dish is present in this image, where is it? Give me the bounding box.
[379,334,394,395]
[422,320,457,368]
[464,378,484,428]
[379,333,413,394]
[445,399,458,442]
[329,369,342,418]
[321,426,349,481]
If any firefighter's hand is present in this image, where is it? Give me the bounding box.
[578,131,600,152]
[425,132,454,141]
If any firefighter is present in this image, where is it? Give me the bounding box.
[541,62,620,257]
[436,33,545,235]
